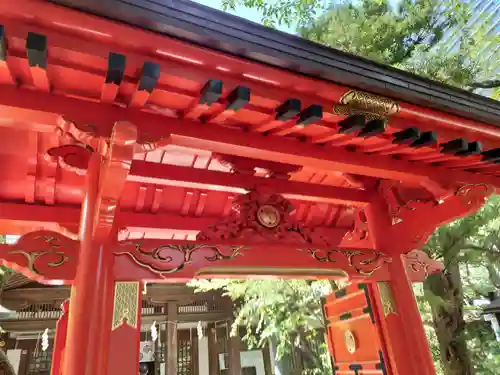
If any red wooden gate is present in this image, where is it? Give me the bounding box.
[323,283,389,375]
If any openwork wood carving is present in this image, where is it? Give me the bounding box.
[197,190,345,247]
[112,281,140,330]
[116,241,244,278]
[0,231,78,282]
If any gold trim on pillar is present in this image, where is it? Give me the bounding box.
[112,281,140,330]
[377,282,397,317]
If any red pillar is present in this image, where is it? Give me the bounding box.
[51,300,69,375]
[368,259,436,375]
[365,197,436,375]
[62,154,115,375]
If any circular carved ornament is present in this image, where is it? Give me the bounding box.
[344,330,357,354]
[256,205,281,229]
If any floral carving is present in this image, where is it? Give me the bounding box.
[197,190,344,247]
[116,240,244,278]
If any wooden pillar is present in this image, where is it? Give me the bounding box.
[374,256,436,375]
[227,324,242,375]
[50,300,69,375]
[365,197,436,375]
[207,323,219,375]
[167,301,178,375]
[62,154,115,375]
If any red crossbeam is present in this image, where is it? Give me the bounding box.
[129,161,372,206]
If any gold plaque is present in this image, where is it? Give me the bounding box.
[344,330,357,354]
[256,205,281,229]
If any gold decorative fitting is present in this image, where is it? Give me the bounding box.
[256,205,281,229]
[333,90,400,119]
[344,330,357,354]
[377,282,397,317]
[112,281,140,330]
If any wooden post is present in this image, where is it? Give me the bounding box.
[365,198,436,375]
[207,323,219,375]
[227,324,241,375]
[62,154,115,375]
[167,301,178,375]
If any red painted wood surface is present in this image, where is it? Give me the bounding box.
[0,2,496,375]
[51,300,69,375]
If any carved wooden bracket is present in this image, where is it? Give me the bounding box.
[0,231,78,283]
[377,181,493,253]
[46,117,170,174]
[403,250,443,281]
[196,189,346,247]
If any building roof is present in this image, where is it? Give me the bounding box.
[51,0,500,127]
[484,298,500,314]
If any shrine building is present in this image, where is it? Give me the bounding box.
[0,1,498,375]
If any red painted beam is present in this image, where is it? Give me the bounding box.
[0,202,351,239]
[129,161,372,206]
[0,87,499,187]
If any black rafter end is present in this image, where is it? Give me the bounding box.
[226,86,250,111]
[0,25,6,61]
[138,61,160,93]
[275,98,301,121]
[200,79,223,105]
[105,52,126,85]
[297,104,323,125]
[358,119,386,138]
[392,127,420,144]
[26,32,47,69]
[440,138,468,154]
[410,131,437,148]
[338,114,365,134]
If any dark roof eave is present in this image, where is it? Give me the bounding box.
[48,0,500,126]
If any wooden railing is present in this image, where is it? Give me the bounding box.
[8,298,228,321]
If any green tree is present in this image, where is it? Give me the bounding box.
[224,0,499,92]
[422,196,500,375]
[189,279,333,375]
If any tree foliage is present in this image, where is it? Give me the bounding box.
[189,279,333,375]
[224,0,499,92]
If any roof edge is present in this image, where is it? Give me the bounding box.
[48,0,500,126]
